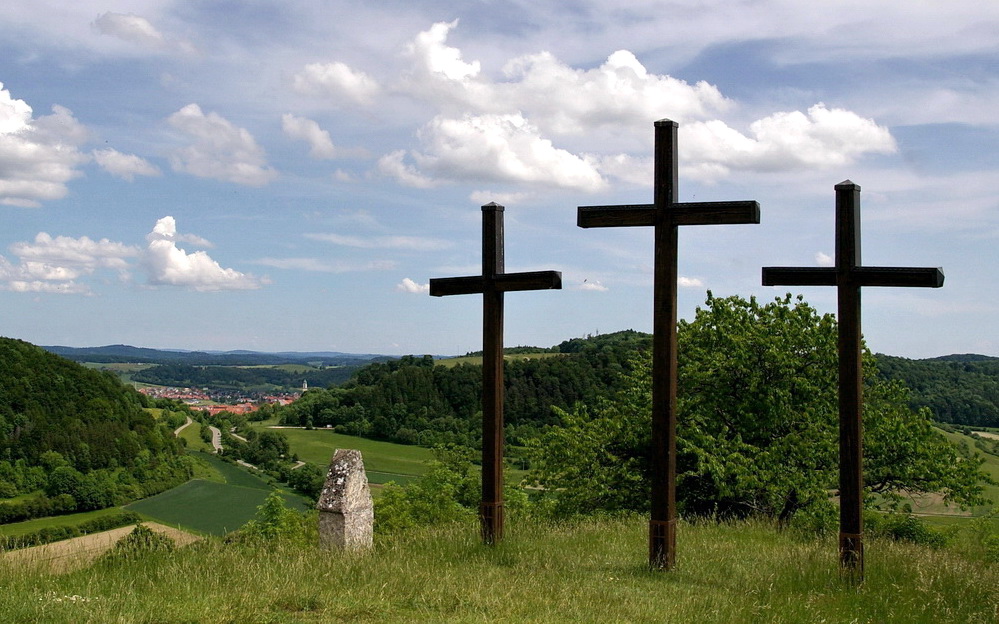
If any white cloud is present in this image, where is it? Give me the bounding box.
[0,83,89,207]
[11,232,138,271]
[384,114,606,192]
[407,20,481,81]
[815,251,834,267]
[678,276,704,288]
[166,104,277,186]
[282,113,337,159]
[92,12,166,49]
[576,280,608,292]
[305,232,453,251]
[0,232,140,294]
[293,62,380,105]
[377,150,439,189]
[681,104,897,181]
[91,11,196,55]
[397,278,430,293]
[145,215,213,248]
[499,49,731,135]
[469,190,532,206]
[144,216,264,291]
[92,148,161,181]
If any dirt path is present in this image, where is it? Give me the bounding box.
[208,425,223,453]
[173,415,194,436]
[2,523,200,574]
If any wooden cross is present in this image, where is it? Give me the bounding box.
[430,203,562,544]
[578,119,760,569]
[762,180,944,583]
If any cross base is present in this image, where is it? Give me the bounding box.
[649,519,677,570]
[480,501,504,545]
[839,532,864,583]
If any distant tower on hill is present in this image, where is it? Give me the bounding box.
[303,379,308,393]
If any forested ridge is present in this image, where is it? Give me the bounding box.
[131,363,357,391]
[0,337,191,523]
[876,354,999,427]
[276,330,652,447]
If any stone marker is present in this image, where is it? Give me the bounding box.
[316,449,373,550]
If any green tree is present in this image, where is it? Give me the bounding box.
[528,293,989,521]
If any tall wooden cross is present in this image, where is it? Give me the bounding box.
[578,119,760,569]
[430,203,562,544]
[762,180,944,582]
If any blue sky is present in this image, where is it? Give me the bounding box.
[0,1,996,357]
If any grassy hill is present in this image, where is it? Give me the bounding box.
[1,516,996,622]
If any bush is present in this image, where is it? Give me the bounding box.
[100,524,175,563]
[865,512,950,549]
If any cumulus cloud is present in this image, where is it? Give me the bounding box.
[0,232,140,294]
[383,114,606,192]
[815,251,835,267]
[279,114,379,159]
[144,216,264,291]
[282,113,336,159]
[293,62,380,105]
[0,83,89,207]
[678,276,704,288]
[305,232,454,251]
[397,277,430,293]
[345,22,898,190]
[93,148,161,181]
[167,104,277,186]
[681,104,897,181]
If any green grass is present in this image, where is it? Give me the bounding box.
[0,508,125,538]
[177,421,214,453]
[2,516,997,623]
[252,427,433,478]
[124,452,308,535]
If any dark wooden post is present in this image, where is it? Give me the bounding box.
[578,120,760,569]
[430,203,561,544]
[762,180,944,583]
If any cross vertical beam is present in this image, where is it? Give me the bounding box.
[762,181,944,583]
[430,203,561,544]
[578,120,760,569]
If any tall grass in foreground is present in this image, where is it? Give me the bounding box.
[1,516,996,623]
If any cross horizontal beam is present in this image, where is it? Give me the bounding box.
[762,266,944,288]
[578,201,760,228]
[429,270,562,297]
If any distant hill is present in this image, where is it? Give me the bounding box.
[876,353,999,428]
[42,344,390,367]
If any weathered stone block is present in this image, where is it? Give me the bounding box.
[316,448,373,550]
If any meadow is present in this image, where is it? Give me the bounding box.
[1,515,996,623]
[251,425,433,485]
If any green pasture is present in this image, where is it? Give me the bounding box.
[177,420,214,453]
[126,453,307,535]
[252,426,433,480]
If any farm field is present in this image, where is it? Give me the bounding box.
[125,452,309,535]
[252,425,432,484]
